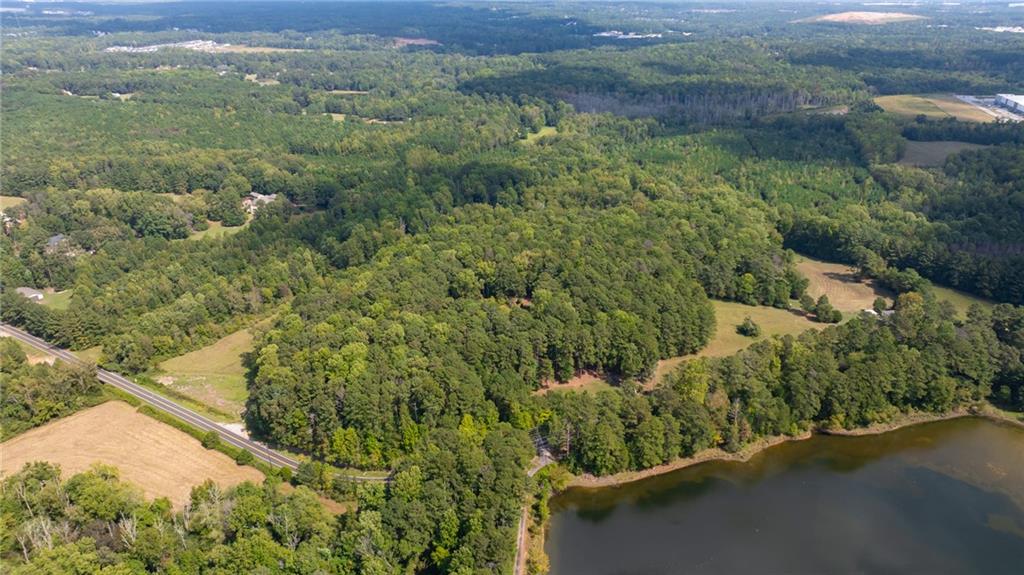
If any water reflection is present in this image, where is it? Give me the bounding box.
[548,418,1024,575]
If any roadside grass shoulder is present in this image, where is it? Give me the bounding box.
[156,326,254,419]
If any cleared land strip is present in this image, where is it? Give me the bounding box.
[1,323,387,481]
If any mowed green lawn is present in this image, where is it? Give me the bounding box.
[156,327,254,419]
[187,220,249,241]
[39,289,74,311]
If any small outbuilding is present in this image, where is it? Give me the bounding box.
[15,287,44,301]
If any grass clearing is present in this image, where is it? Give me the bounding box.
[73,345,104,364]
[188,219,249,241]
[39,288,73,310]
[899,140,988,167]
[930,284,994,317]
[0,195,27,210]
[0,401,263,508]
[156,318,275,419]
[876,94,995,123]
[327,89,369,95]
[650,300,821,387]
[521,126,557,145]
[798,254,992,318]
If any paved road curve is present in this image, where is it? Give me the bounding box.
[2,324,393,480]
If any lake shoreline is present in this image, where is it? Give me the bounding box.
[565,403,1022,489]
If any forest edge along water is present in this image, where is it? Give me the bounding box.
[545,414,1024,574]
[565,404,1021,489]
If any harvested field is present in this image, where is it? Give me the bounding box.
[325,112,347,122]
[157,322,263,419]
[876,94,995,123]
[796,255,891,314]
[899,140,988,167]
[0,401,263,508]
[798,11,926,24]
[796,254,990,318]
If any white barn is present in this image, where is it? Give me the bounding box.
[994,94,1024,114]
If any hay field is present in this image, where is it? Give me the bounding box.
[0,401,263,507]
[876,94,994,123]
[795,256,892,313]
[899,140,988,167]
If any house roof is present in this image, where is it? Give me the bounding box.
[15,287,44,299]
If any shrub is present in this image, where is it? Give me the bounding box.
[235,449,255,466]
[201,430,221,449]
[736,316,762,337]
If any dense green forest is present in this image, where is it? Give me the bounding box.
[2,1,1024,573]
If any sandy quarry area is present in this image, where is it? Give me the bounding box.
[0,401,263,507]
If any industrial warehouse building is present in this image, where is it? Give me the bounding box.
[995,94,1024,114]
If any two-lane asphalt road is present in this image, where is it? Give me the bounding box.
[2,323,391,481]
[1,322,300,470]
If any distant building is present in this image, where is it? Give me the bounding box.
[15,287,44,301]
[242,192,278,215]
[994,94,1024,114]
[45,233,67,254]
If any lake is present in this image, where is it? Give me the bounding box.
[547,417,1024,574]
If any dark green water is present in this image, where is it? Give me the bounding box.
[547,418,1024,575]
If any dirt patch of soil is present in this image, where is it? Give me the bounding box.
[533,372,613,396]
[0,401,263,508]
